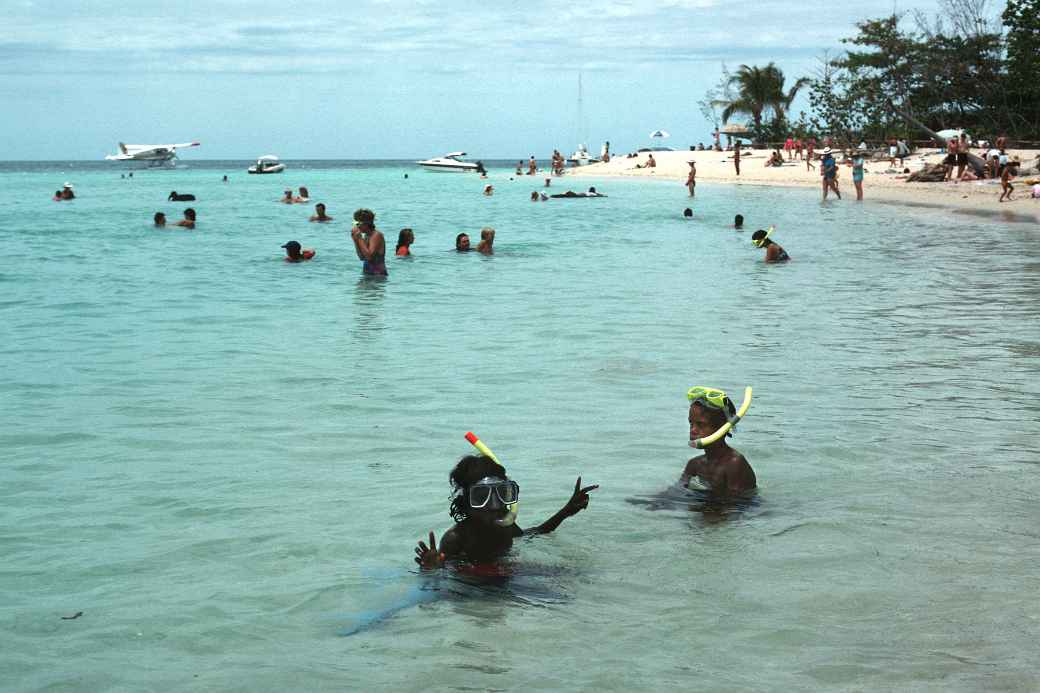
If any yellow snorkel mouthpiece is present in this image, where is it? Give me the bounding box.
[689,386,752,449]
[496,502,519,526]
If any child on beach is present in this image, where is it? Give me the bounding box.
[414,453,597,567]
[681,388,756,496]
[999,164,1015,202]
[751,227,790,262]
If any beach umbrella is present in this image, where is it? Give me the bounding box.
[935,128,966,140]
[719,123,750,135]
[649,130,670,139]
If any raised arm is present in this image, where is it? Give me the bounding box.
[527,477,599,535]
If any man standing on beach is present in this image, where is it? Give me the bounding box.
[733,142,741,176]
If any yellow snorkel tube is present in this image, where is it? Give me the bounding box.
[464,431,518,526]
[689,386,753,449]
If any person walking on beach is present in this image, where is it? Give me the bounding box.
[685,161,697,197]
[795,138,803,160]
[733,142,741,176]
[957,133,970,181]
[351,208,387,276]
[851,149,866,201]
[821,148,840,200]
[999,163,1015,202]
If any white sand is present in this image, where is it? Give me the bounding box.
[564,148,1040,214]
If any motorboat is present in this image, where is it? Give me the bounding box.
[417,152,483,172]
[567,143,594,166]
[248,155,285,174]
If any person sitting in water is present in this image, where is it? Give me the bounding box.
[60,183,75,200]
[681,387,756,496]
[483,184,494,196]
[280,189,294,204]
[168,191,195,201]
[477,227,495,255]
[174,208,196,229]
[414,453,598,567]
[281,240,315,262]
[309,203,333,222]
[683,208,693,219]
[734,214,744,229]
[153,212,166,227]
[530,191,540,202]
[351,208,387,276]
[751,227,789,262]
[395,228,414,256]
[53,190,63,201]
[294,187,310,203]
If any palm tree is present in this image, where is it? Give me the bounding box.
[714,63,809,139]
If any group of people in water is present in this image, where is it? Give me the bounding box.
[416,383,757,568]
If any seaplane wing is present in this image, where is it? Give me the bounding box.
[105,141,201,161]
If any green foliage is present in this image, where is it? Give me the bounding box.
[713,63,809,144]
[1002,0,1040,132]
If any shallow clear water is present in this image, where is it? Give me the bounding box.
[2,161,1039,691]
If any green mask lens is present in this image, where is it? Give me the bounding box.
[687,386,729,410]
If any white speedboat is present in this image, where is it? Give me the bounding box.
[567,144,594,166]
[248,155,285,174]
[417,152,483,172]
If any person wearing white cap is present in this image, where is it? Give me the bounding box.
[820,148,841,201]
[60,182,75,200]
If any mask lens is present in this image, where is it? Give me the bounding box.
[498,481,518,504]
[469,485,493,508]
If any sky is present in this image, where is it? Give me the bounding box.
[2,0,943,160]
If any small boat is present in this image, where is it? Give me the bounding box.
[567,143,594,166]
[248,155,285,174]
[417,152,483,173]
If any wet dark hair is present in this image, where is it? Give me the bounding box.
[734,214,744,227]
[751,229,769,243]
[154,212,165,225]
[396,228,413,252]
[683,208,693,217]
[455,232,469,250]
[449,455,507,522]
[353,208,375,224]
[184,208,196,220]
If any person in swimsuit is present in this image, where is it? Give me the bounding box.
[280,190,293,204]
[681,387,756,496]
[414,452,597,568]
[851,150,865,200]
[294,187,310,203]
[455,233,471,252]
[685,161,696,197]
[60,183,75,200]
[999,163,1015,202]
[153,212,166,227]
[476,227,495,255]
[351,208,387,276]
[309,203,333,222]
[751,227,790,262]
[820,148,841,200]
[733,142,741,176]
[395,228,414,256]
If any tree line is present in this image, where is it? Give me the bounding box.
[702,0,1039,145]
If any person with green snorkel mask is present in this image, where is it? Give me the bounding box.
[751,226,790,263]
[415,433,598,568]
[681,387,757,496]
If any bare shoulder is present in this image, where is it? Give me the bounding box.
[721,449,756,491]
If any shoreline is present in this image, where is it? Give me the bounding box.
[564,149,1040,216]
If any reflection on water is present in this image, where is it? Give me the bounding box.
[351,275,387,344]
[625,483,761,523]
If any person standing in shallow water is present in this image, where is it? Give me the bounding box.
[351,208,387,276]
[681,388,756,496]
[685,161,696,197]
[751,227,790,262]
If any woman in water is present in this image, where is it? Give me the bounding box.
[395,228,414,257]
[751,227,790,262]
[455,233,471,252]
[476,227,495,255]
[294,187,310,203]
[351,208,387,276]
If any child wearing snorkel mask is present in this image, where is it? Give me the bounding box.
[415,454,598,567]
[682,387,757,496]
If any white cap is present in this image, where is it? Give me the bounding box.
[63,182,73,188]
[823,147,832,155]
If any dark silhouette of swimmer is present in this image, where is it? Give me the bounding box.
[734,214,744,229]
[682,397,756,496]
[168,191,196,201]
[456,233,471,252]
[281,240,315,262]
[683,208,693,218]
[415,454,597,567]
[154,212,166,227]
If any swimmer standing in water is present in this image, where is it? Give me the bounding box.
[351,208,387,276]
[309,203,333,222]
[415,440,598,567]
[476,227,495,255]
[173,208,196,229]
[455,233,472,252]
[153,212,166,227]
[681,387,756,495]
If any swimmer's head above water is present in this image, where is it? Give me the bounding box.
[353,208,375,227]
[734,214,744,229]
[687,386,752,448]
[456,233,471,252]
[449,455,519,527]
[751,227,773,248]
[683,208,693,218]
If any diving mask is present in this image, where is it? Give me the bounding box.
[687,386,733,412]
[468,476,519,509]
[751,226,774,248]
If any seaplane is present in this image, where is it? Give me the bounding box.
[105,140,201,167]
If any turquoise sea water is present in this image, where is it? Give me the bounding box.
[2,160,1039,691]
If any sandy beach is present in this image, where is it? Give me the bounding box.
[568,148,1040,215]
